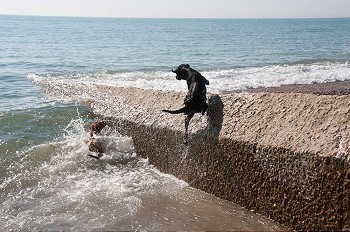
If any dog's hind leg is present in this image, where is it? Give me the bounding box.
[184,112,194,145]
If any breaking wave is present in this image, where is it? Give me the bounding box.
[28,61,350,94]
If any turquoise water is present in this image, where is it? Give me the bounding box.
[1,15,350,230]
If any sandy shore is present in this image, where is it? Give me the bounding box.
[231,80,350,95]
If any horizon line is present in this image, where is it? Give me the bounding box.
[1,13,349,20]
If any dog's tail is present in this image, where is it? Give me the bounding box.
[161,106,187,114]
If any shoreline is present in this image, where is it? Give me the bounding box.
[229,80,350,95]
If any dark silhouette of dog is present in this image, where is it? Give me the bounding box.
[162,64,209,144]
[88,120,107,159]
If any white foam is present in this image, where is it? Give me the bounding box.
[28,62,350,95]
[1,117,188,230]
[204,61,350,93]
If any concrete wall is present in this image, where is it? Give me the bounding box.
[74,85,349,230]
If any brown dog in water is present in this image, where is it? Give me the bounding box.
[89,121,107,137]
[88,121,107,159]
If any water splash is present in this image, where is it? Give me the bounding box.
[0,116,187,230]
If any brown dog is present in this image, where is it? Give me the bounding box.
[88,138,104,159]
[89,121,107,137]
[88,121,107,159]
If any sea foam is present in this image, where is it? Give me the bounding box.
[0,116,188,230]
[28,61,350,94]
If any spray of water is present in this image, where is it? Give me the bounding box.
[0,116,188,230]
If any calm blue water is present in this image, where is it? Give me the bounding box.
[1,15,349,230]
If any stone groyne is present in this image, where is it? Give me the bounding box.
[85,86,350,231]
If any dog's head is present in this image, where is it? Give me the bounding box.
[171,64,191,80]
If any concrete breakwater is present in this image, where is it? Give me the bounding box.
[69,85,349,230]
[87,86,350,231]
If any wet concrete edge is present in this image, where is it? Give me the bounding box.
[345,161,350,230]
[101,117,349,231]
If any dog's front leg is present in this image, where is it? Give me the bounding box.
[184,112,194,145]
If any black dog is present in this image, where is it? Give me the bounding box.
[162,64,209,144]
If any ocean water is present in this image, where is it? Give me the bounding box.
[1,15,350,230]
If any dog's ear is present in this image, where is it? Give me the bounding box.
[202,76,209,85]
[173,64,188,72]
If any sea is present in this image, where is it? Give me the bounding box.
[1,15,350,230]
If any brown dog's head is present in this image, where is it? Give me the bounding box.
[90,120,107,137]
[171,64,191,80]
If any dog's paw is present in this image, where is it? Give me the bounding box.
[183,139,189,146]
[88,154,100,159]
[201,105,208,115]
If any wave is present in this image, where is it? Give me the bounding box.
[29,61,350,94]
[206,61,350,92]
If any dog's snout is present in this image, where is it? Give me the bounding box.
[171,68,176,73]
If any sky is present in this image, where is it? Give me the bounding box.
[0,0,349,19]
